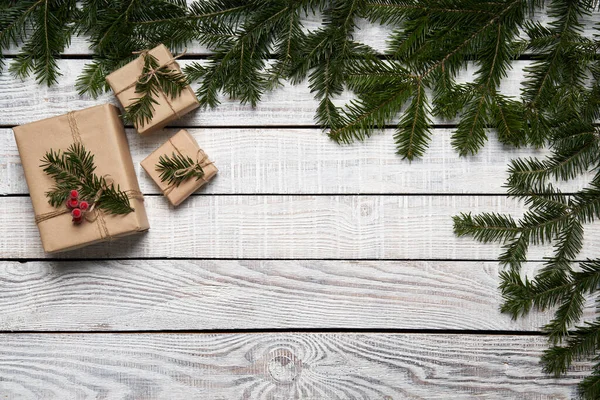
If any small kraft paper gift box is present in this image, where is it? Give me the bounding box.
[106,44,199,135]
[141,129,217,206]
[13,104,150,253]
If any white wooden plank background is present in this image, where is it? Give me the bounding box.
[2,11,598,400]
[0,260,595,332]
[0,128,592,195]
[0,333,587,399]
[2,195,599,259]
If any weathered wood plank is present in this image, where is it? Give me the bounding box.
[1,195,598,259]
[0,260,593,332]
[0,60,530,126]
[0,333,584,399]
[2,127,590,196]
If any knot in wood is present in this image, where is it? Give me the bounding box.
[267,349,301,384]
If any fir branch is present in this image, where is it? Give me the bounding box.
[40,143,134,215]
[122,51,189,127]
[453,212,520,244]
[331,0,526,157]
[74,0,194,96]
[329,59,412,143]
[522,0,592,146]
[2,0,77,85]
[156,152,205,187]
[395,78,432,159]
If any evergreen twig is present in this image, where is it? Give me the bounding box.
[122,51,189,127]
[40,143,134,215]
[156,152,205,187]
[1,0,77,85]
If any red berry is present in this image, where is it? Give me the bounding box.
[72,208,83,224]
[70,189,79,199]
[79,201,89,211]
[67,198,79,209]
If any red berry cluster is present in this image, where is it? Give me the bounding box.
[66,189,90,225]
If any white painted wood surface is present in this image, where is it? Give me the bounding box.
[0,128,591,195]
[0,260,595,332]
[1,195,598,259]
[0,333,587,399]
[2,6,599,399]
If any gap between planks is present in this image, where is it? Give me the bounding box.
[0,329,547,336]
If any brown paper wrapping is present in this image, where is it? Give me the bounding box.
[141,129,217,206]
[13,104,150,253]
[106,44,199,135]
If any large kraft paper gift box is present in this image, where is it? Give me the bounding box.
[13,104,150,253]
[106,44,200,135]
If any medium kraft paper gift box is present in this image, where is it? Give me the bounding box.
[106,44,200,135]
[141,129,218,206]
[13,104,150,253]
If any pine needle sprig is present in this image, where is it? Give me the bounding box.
[40,143,134,215]
[156,152,205,187]
[122,51,189,127]
[453,61,600,397]
[292,0,377,130]
[1,0,77,85]
[185,0,324,108]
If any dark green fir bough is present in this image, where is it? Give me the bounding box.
[2,0,600,396]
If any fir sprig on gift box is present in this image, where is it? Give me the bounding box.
[40,143,134,215]
[122,51,189,127]
[156,152,205,187]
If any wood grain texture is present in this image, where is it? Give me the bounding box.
[4,260,590,332]
[0,60,532,126]
[1,195,598,259]
[1,127,591,196]
[0,333,585,399]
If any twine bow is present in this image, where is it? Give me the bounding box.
[163,139,214,195]
[133,48,187,85]
[116,49,189,122]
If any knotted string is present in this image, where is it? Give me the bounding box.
[34,112,144,240]
[115,49,188,122]
[163,137,214,195]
